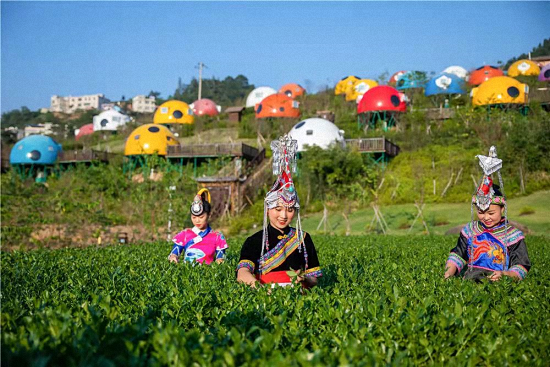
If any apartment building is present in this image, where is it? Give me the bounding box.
[132,95,156,113]
[50,94,110,114]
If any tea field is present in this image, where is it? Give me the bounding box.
[2,235,549,366]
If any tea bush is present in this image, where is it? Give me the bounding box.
[2,235,549,365]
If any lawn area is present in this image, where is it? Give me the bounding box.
[301,190,550,236]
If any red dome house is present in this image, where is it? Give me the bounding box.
[75,123,94,141]
[468,65,504,86]
[191,98,220,116]
[255,93,300,119]
[357,85,407,131]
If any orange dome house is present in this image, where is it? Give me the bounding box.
[255,93,300,119]
[124,124,180,156]
[468,65,504,86]
[279,83,306,99]
[335,75,360,95]
[508,59,541,77]
[153,100,194,124]
[471,76,528,106]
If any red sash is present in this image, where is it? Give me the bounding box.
[256,271,292,285]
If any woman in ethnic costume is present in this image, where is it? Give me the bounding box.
[168,188,228,265]
[444,146,530,281]
[236,135,322,288]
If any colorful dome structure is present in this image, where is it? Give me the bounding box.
[471,76,528,106]
[335,76,360,95]
[539,64,550,82]
[508,59,541,77]
[255,93,300,119]
[75,124,94,141]
[395,71,427,90]
[346,79,379,102]
[442,66,468,79]
[468,65,503,86]
[279,83,306,99]
[425,73,466,96]
[357,86,407,131]
[153,100,194,124]
[124,124,180,156]
[246,87,277,109]
[93,109,132,131]
[190,98,220,116]
[389,71,406,86]
[10,135,62,165]
[289,118,345,152]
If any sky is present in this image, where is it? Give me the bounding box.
[1,1,549,113]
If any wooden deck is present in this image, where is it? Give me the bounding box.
[345,137,400,157]
[166,143,259,161]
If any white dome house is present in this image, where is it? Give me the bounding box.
[245,86,277,109]
[289,118,345,152]
[93,109,132,132]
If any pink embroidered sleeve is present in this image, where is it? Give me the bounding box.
[216,232,228,251]
[172,230,188,245]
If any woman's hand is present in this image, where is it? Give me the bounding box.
[444,264,457,279]
[488,271,504,281]
[168,254,179,263]
[215,258,224,264]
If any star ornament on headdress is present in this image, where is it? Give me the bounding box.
[473,146,505,211]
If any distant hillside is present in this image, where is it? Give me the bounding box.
[504,38,550,68]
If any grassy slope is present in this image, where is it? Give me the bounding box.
[300,190,550,236]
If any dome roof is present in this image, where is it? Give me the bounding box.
[255,93,300,119]
[93,109,131,131]
[153,100,194,124]
[191,98,220,116]
[289,118,344,152]
[395,71,427,90]
[425,73,466,96]
[75,123,94,140]
[346,79,379,102]
[508,59,541,77]
[468,65,503,86]
[471,76,528,106]
[335,75,360,95]
[279,83,306,99]
[539,64,550,82]
[357,85,407,114]
[389,71,407,86]
[442,66,468,79]
[124,124,179,156]
[246,87,277,109]
[10,135,62,165]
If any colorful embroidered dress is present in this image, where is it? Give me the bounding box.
[170,226,227,265]
[446,220,530,281]
[236,224,322,286]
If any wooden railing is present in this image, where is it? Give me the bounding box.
[345,138,400,157]
[167,143,259,160]
[57,150,115,163]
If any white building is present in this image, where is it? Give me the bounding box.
[289,118,345,152]
[50,94,110,114]
[92,110,132,132]
[132,95,156,113]
[24,123,58,137]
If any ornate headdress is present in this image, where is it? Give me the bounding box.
[472,146,506,211]
[261,135,306,258]
[190,188,211,216]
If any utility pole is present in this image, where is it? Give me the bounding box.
[196,62,207,100]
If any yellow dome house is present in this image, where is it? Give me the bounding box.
[471,76,528,106]
[124,124,180,156]
[153,100,194,125]
[335,75,360,95]
[345,79,379,102]
[507,59,541,77]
